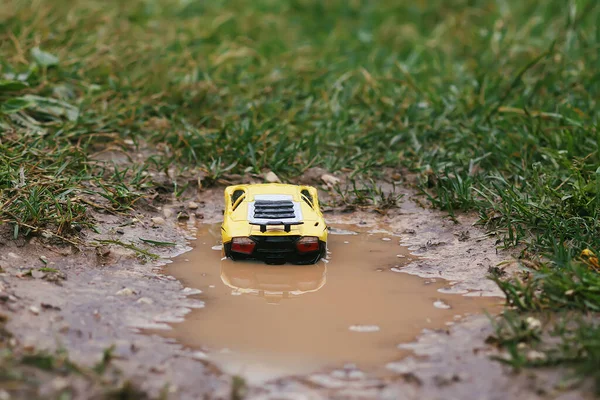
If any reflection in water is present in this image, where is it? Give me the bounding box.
[161,224,500,383]
[221,261,326,304]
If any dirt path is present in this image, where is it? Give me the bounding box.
[0,187,589,399]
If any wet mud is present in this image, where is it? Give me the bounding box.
[161,224,501,383]
[0,185,589,399]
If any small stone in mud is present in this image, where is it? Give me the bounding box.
[50,377,70,392]
[31,269,46,279]
[526,350,547,362]
[42,271,66,285]
[382,237,391,241]
[177,211,190,220]
[438,287,469,295]
[116,229,125,235]
[187,201,199,210]
[163,208,174,218]
[321,174,340,187]
[182,287,202,295]
[349,325,380,333]
[151,217,166,226]
[191,351,208,360]
[433,300,451,309]
[29,306,40,315]
[137,297,154,305]
[525,316,542,330]
[265,171,280,183]
[116,287,136,296]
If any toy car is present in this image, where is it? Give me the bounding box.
[221,183,327,264]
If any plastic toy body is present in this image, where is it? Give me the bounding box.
[221,184,328,264]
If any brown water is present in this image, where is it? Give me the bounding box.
[162,224,500,383]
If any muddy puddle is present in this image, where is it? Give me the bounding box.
[159,224,500,383]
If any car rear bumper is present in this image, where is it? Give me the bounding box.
[225,235,326,264]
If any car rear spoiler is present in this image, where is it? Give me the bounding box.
[250,221,304,233]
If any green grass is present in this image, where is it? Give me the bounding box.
[489,256,600,393]
[324,179,404,212]
[489,310,600,393]
[1,0,599,391]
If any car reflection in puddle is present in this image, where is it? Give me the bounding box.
[221,260,327,304]
[158,224,500,384]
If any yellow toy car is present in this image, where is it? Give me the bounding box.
[221,183,328,264]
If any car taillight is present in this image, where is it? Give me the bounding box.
[231,237,255,254]
[296,236,319,253]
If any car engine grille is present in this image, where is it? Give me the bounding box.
[253,200,297,220]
